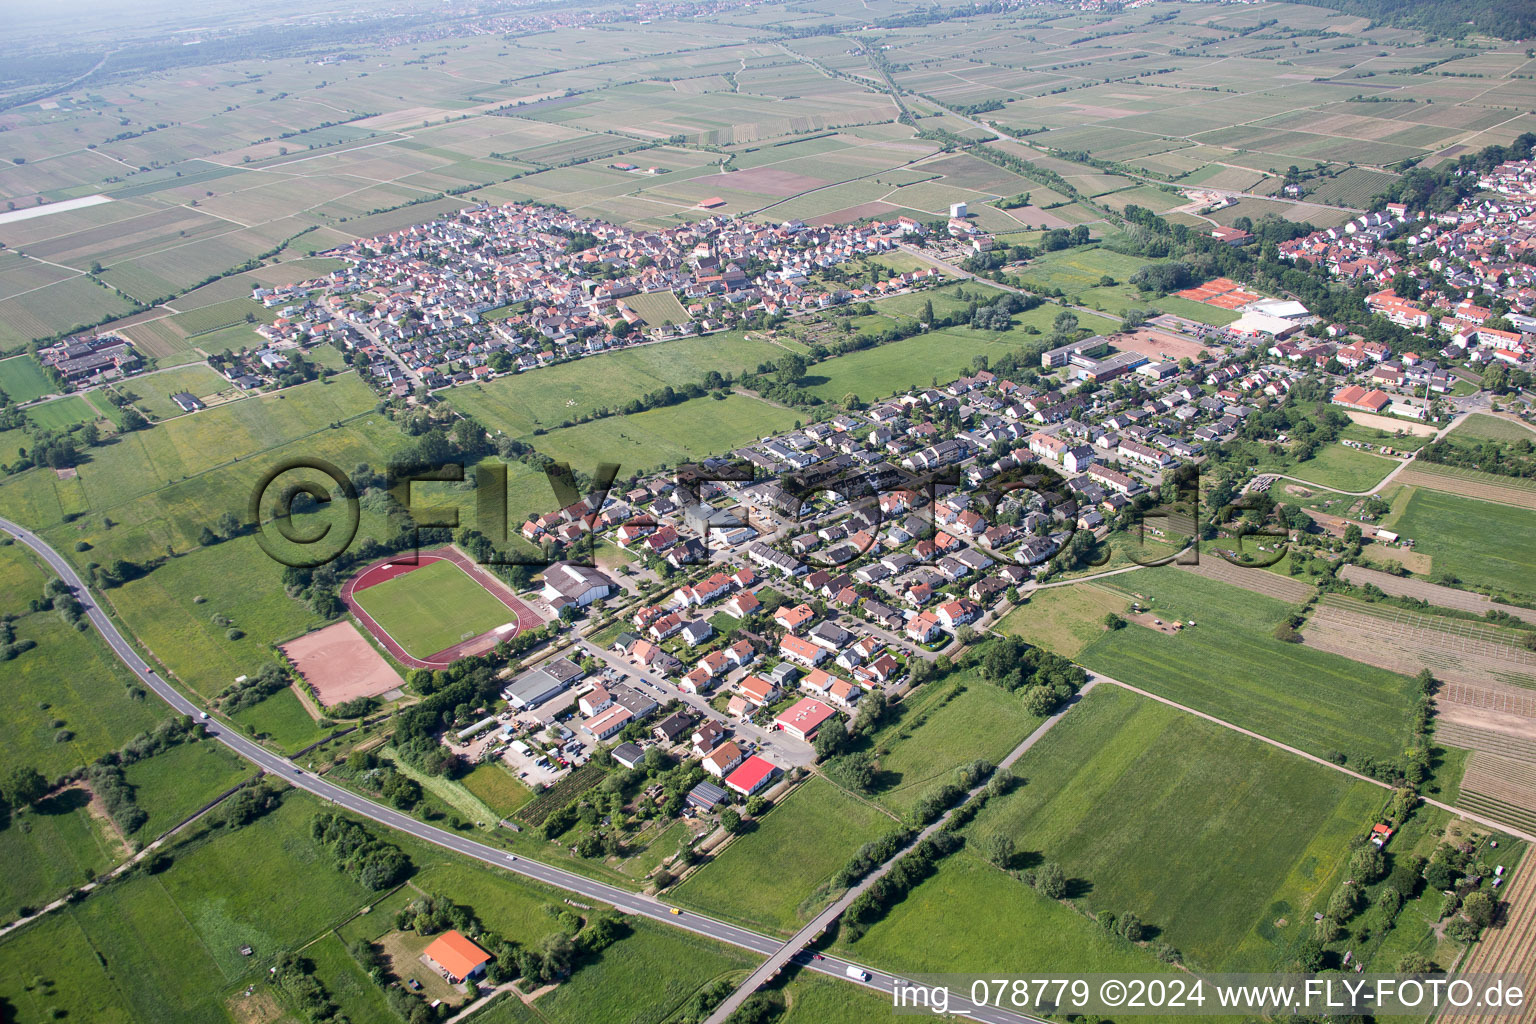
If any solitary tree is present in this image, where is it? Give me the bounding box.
[1,766,48,808]
[1035,861,1067,899]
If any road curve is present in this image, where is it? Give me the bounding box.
[0,515,1041,1024]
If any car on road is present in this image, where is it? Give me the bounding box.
[506,853,517,861]
[846,966,870,981]
[670,907,682,915]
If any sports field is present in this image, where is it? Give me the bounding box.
[1080,567,1420,763]
[966,685,1387,970]
[350,556,518,659]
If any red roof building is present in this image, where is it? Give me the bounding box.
[1331,384,1391,413]
[724,754,781,796]
[422,930,492,983]
[774,697,837,742]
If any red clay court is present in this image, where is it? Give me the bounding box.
[282,621,405,707]
[341,546,543,669]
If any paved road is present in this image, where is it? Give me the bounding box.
[0,515,1043,1024]
[704,683,1100,1024]
[1249,410,1470,502]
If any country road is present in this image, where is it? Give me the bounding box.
[702,683,1101,1024]
[0,515,1044,1024]
[1251,410,1470,498]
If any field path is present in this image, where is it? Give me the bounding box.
[1093,672,1536,843]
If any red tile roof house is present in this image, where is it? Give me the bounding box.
[774,697,838,742]
[724,754,781,796]
[774,603,815,632]
[906,611,942,643]
[738,674,781,706]
[422,930,492,983]
[724,590,761,619]
[702,740,745,777]
[936,598,981,631]
[780,635,830,667]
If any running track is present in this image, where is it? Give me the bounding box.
[340,545,544,669]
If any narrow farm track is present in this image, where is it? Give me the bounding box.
[1444,861,1536,1024]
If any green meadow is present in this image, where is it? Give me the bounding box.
[1080,567,1419,763]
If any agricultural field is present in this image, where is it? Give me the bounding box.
[1012,247,1154,298]
[23,395,99,432]
[459,761,536,818]
[0,355,53,403]
[1303,595,1536,692]
[125,363,238,421]
[121,740,253,838]
[840,849,1178,998]
[0,552,168,778]
[534,918,757,1024]
[0,787,120,920]
[443,332,779,437]
[620,289,691,326]
[803,308,1118,405]
[3,0,1536,1013]
[351,558,517,659]
[1391,489,1536,598]
[528,393,799,475]
[1252,442,1400,493]
[230,687,332,754]
[672,777,894,934]
[966,685,1387,970]
[1451,414,1536,443]
[1080,566,1421,764]
[1394,463,1536,511]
